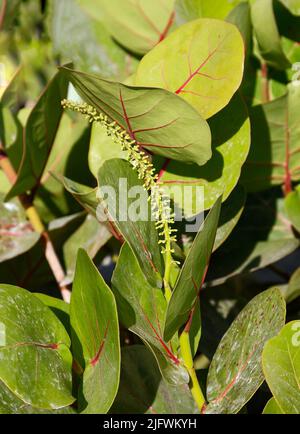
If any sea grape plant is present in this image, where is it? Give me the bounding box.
[0,0,300,415]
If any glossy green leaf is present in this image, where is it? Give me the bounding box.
[263,397,284,414]
[71,249,120,414]
[251,0,290,70]
[136,18,245,119]
[156,93,250,215]
[6,70,69,200]
[205,288,286,414]
[50,0,137,80]
[285,185,300,232]
[241,83,300,192]
[88,0,175,55]
[112,243,188,385]
[0,284,74,409]
[164,197,222,342]
[0,379,75,414]
[61,66,212,166]
[111,345,197,414]
[34,293,70,335]
[98,159,163,288]
[0,194,40,263]
[263,321,300,414]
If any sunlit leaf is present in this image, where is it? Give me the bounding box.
[87,0,176,55]
[263,321,300,414]
[136,18,245,119]
[263,397,284,414]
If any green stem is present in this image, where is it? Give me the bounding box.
[163,221,173,302]
[180,328,206,412]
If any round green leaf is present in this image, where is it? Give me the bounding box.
[0,380,75,414]
[87,0,175,55]
[0,284,74,409]
[136,18,245,119]
[263,321,300,414]
[263,397,284,414]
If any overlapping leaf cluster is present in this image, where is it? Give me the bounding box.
[0,0,299,415]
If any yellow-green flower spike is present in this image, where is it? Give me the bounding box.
[61,99,176,256]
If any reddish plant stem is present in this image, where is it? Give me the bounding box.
[0,0,7,30]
